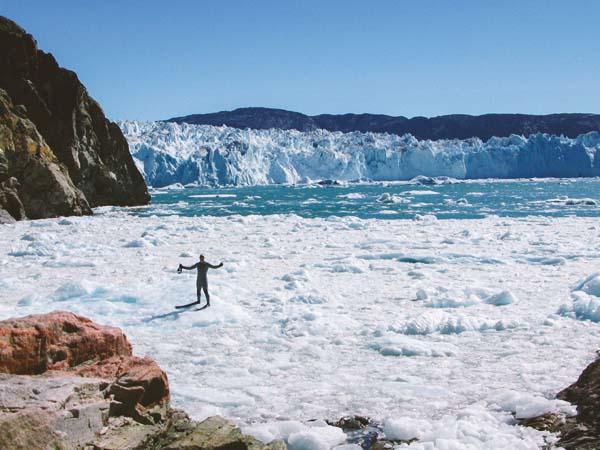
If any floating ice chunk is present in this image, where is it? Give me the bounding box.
[395,310,524,335]
[415,289,428,301]
[302,198,320,205]
[403,190,440,196]
[565,198,597,205]
[485,290,517,306]
[518,255,566,265]
[488,389,576,419]
[544,197,598,206]
[52,282,90,301]
[288,425,346,450]
[377,193,409,204]
[123,235,164,247]
[558,273,600,322]
[384,417,432,441]
[289,295,328,304]
[9,240,55,257]
[337,193,365,199]
[190,194,237,198]
[409,175,458,186]
[426,296,480,308]
[316,256,367,273]
[359,253,440,264]
[418,287,515,308]
[281,270,310,282]
[371,334,458,357]
[159,183,185,190]
[17,296,34,307]
[244,421,307,444]
[387,406,551,449]
[559,291,600,322]
[444,197,469,206]
[572,272,600,296]
[498,231,517,240]
[124,239,148,248]
[414,214,437,222]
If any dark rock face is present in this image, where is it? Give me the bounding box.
[169,107,600,140]
[0,88,90,219]
[0,16,149,221]
[524,356,600,449]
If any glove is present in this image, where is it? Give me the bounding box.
[177,264,182,273]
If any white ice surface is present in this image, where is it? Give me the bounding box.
[119,120,600,187]
[1,213,600,449]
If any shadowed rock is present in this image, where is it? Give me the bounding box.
[0,15,149,221]
[74,355,170,407]
[524,355,600,449]
[0,89,90,219]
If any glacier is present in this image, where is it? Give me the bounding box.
[119,120,600,187]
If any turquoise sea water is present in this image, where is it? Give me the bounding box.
[128,178,600,220]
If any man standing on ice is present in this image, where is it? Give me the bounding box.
[177,255,223,309]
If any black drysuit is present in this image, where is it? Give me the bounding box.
[180,261,223,303]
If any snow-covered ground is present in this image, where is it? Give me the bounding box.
[2,212,600,449]
[119,120,600,187]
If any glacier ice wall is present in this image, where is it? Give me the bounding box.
[119,121,600,187]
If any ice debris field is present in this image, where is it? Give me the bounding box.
[2,207,600,449]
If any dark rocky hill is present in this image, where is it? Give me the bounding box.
[0,16,149,221]
[169,107,600,140]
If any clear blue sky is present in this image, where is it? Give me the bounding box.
[3,1,599,120]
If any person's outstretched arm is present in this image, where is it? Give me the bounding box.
[208,262,224,269]
[179,263,198,270]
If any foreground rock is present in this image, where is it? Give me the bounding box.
[0,311,282,450]
[0,16,149,221]
[0,311,131,374]
[524,355,600,449]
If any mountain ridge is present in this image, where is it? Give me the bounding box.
[168,107,600,140]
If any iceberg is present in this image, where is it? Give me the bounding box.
[119,120,600,187]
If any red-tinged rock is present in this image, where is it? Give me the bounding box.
[74,355,170,407]
[0,311,132,374]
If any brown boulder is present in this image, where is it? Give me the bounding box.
[74,355,170,407]
[0,310,131,374]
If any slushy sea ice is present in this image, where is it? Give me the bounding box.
[1,212,600,449]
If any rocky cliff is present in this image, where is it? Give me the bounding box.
[169,107,600,140]
[0,16,149,221]
[0,311,285,450]
[523,355,600,449]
